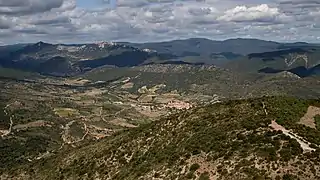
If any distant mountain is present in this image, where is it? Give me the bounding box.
[121,38,320,70]
[225,46,320,77]
[121,38,283,56]
[1,38,319,77]
[122,38,320,55]
[0,44,28,54]
[0,42,177,76]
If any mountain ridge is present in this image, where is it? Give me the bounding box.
[1,38,320,77]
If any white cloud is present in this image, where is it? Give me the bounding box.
[0,0,64,15]
[0,0,319,44]
[218,4,284,22]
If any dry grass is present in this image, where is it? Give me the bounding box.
[53,108,80,118]
[298,106,320,129]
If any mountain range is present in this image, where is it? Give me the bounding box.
[1,38,320,180]
[0,38,319,77]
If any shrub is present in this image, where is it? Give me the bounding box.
[199,172,210,180]
[189,163,200,172]
[283,173,298,180]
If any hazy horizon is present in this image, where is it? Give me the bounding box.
[3,37,320,46]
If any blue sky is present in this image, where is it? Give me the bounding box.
[77,0,117,9]
[76,0,99,8]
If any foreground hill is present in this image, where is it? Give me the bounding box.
[5,97,320,179]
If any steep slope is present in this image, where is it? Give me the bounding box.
[7,97,320,180]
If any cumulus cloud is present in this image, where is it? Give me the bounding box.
[0,0,64,15]
[218,4,286,23]
[279,0,320,6]
[0,0,319,44]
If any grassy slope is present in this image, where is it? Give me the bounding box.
[0,66,39,79]
[83,65,320,99]
[0,94,63,172]
[9,97,320,180]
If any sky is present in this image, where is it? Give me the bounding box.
[0,0,320,44]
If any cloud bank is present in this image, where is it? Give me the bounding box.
[0,0,319,44]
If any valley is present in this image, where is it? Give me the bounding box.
[3,97,320,180]
[2,0,320,178]
[0,38,320,180]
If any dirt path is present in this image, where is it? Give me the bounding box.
[298,106,320,129]
[263,102,316,153]
[61,120,75,144]
[99,107,106,122]
[1,104,13,137]
[270,120,316,153]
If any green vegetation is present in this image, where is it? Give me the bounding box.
[263,97,320,145]
[0,134,60,173]
[189,163,200,172]
[315,115,320,130]
[225,46,320,77]
[0,102,9,128]
[0,66,38,79]
[199,172,210,180]
[3,97,318,180]
[283,174,299,180]
[0,62,319,180]
[83,64,320,99]
[0,40,320,180]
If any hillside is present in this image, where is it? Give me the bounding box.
[0,38,320,180]
[0,64,319,177]
[1,39,319,77]
[122,38,320,56]
[0,66,39,79]
[224,47,320,77]
[83,64,320,99]
[0,42,176,76]
[5,97,320,180]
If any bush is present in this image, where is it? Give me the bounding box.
[189,163,200,172]
[283,173,298,180]
[199,172,210,180]
[315,115,320,130]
